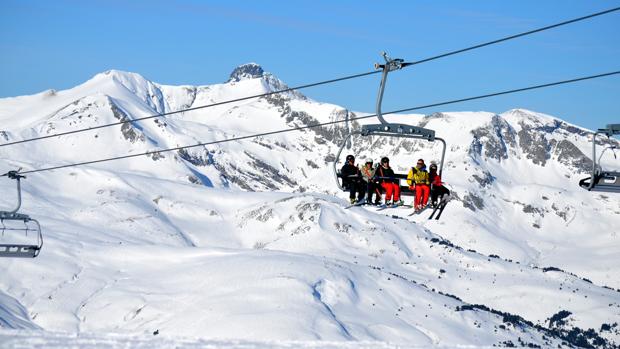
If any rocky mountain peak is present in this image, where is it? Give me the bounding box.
[227,63,265,83]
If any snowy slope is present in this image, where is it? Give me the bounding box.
[0,64,619,348]
[0,329,523,349]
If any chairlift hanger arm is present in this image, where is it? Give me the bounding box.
[332,131,362,191]
[374,52,405,125]
[591,127,617,179]
[1,169,24,214]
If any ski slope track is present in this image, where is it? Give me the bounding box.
[0,64,619,348]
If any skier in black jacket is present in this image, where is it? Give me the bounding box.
[340,155,366,204]
[429,162,449,207]
[377,157,402,206]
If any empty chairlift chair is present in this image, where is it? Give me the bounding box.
[333,52,447,196]
[0,170,43,257]
[579,124,620,193]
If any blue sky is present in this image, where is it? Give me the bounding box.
[1,0,618,131]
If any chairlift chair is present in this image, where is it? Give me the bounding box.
[579,123,620,193]
[333,52,447,196]
[0,170,43,258]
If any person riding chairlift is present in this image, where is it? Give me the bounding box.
[429,162,449,207]
[361,159,382,205]
[407,158,430,212]
[341,154,366,204]
[377,157,402,206]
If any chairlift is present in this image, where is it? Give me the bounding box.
[333,52,447,196]
[0,170,43,257]
[579,123,620,193]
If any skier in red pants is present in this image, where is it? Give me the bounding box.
[376,157,402,206]
[407,159,430,212]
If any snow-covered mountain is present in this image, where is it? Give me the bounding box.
[0,64,619,348]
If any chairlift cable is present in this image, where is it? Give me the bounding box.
[401,6,620,68]
[2,6,618,148]
[390,71,620,114]
[17,70,620,175]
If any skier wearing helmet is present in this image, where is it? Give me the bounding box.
[341,154,366,204]
[429,162,449,207]
[377,157,402,206]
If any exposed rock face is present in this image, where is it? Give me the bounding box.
[0,131,9,141]
[463,192,485,211]
[110,100,145,144]
[419,112,447,128]
[533,118,591,139]
[328,109,361,145]
[263,94,291,117]
[211,150,298,192]
[244,151,297,189]
[461,110,613,177]
[504,110,607,171]
[472,170,496,188]
[41,95,151,148]
[177,148,210,167]
[230,63,306,99]
[518,122,552,166]
[43,96,101,134]
[146,150,165,161]
[522,204,544,216]
[228,63,265,82]
[263,94,350,144]
[470,115,517,162]
[553,140,593,174]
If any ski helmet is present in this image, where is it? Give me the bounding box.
[365,159,373,164]
[346,154,355,162]
[381,156,389,164]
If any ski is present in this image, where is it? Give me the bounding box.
[375,204,389,211]
[375,203,412,211]
[428,197,449,220]
[345,199,367,209]
[428,204,440,219]
[434,200,448,220]
[408,206,429,216]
